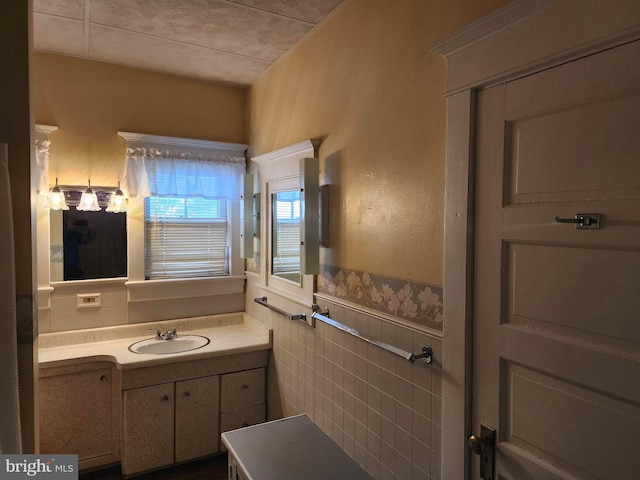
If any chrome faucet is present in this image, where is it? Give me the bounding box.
[149,325,183,340]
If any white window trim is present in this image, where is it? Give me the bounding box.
[118,132,248,300]
[252,139,321,309]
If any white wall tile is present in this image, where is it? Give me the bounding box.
[267,297,443,479]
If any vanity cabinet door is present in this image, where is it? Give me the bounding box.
[122,383,175,475]
[40,365,116,467]
[175,375,220,462]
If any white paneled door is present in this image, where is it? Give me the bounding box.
[472,40,640,479]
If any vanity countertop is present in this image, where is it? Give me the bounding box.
[38,313,271,370]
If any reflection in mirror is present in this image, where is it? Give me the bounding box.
[271,189,301,283]
[50,202,127,282]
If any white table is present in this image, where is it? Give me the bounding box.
[221,414,372,480]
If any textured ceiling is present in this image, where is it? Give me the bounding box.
[33,0,346,87]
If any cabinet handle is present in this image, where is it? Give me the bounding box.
[241,384,249,390]
[99,375,108,382]
[184,391,190,398]
[162,395,170,402]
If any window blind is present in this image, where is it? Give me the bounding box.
[273,220,300,274]
[145,197,228,279]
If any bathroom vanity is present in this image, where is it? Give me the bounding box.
[38,313,271,475]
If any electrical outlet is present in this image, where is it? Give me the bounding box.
[77,293,102,309]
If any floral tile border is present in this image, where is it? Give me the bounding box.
[317,265,443,331]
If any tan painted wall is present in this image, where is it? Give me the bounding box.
[34,52,247,188]
[248,0,508,286]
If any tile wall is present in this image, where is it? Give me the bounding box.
[253,295,443,480]
[39,282,244,333]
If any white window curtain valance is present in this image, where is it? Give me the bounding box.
[122,147,245,199]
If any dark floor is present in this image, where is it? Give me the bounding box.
[80,454,228,480]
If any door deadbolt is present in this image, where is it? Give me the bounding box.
[468,424,496,480]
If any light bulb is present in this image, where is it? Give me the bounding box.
[77,180,101,211]
[106,181,127,213]
[49,178,69,210]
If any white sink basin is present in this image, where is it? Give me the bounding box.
[129,335,210,355]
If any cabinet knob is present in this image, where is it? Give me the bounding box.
[241,384,249,390]
[99,375,108,382]
[162,395,170,402]
[184,391,191,398]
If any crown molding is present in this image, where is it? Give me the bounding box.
[35,124,58,135]
[430,0,556,56]
[252,138,322,165]
[118,131,247,156]
[430,0,640,94]
[35,124,58,142]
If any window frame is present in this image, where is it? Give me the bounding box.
[118,132,247,300]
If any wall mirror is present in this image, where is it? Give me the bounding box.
[253,138,321,305]
[50,189,127,282]
[271,189,301,283]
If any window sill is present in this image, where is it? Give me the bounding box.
[126,276,245,302]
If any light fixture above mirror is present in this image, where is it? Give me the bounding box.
[47,180,128,213]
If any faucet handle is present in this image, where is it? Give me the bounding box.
[149,328,162,340]
[168,325,184,338]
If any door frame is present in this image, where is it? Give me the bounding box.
[430,1,640,478]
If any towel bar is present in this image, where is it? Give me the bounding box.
[311,310,432,364]
[254,296,307,322]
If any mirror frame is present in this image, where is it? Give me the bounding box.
[49,191,128,282]
[253,139,321,305]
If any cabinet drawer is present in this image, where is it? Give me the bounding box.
[220,368,265,412]
[221,404,266,433]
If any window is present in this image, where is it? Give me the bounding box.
[145,196,228,279]
[120,138,246,281]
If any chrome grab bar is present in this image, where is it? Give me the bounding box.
[254,296,306,322]
[311,310,432,364]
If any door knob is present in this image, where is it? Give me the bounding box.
[468,424,496,480]
[468,434,484,454]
